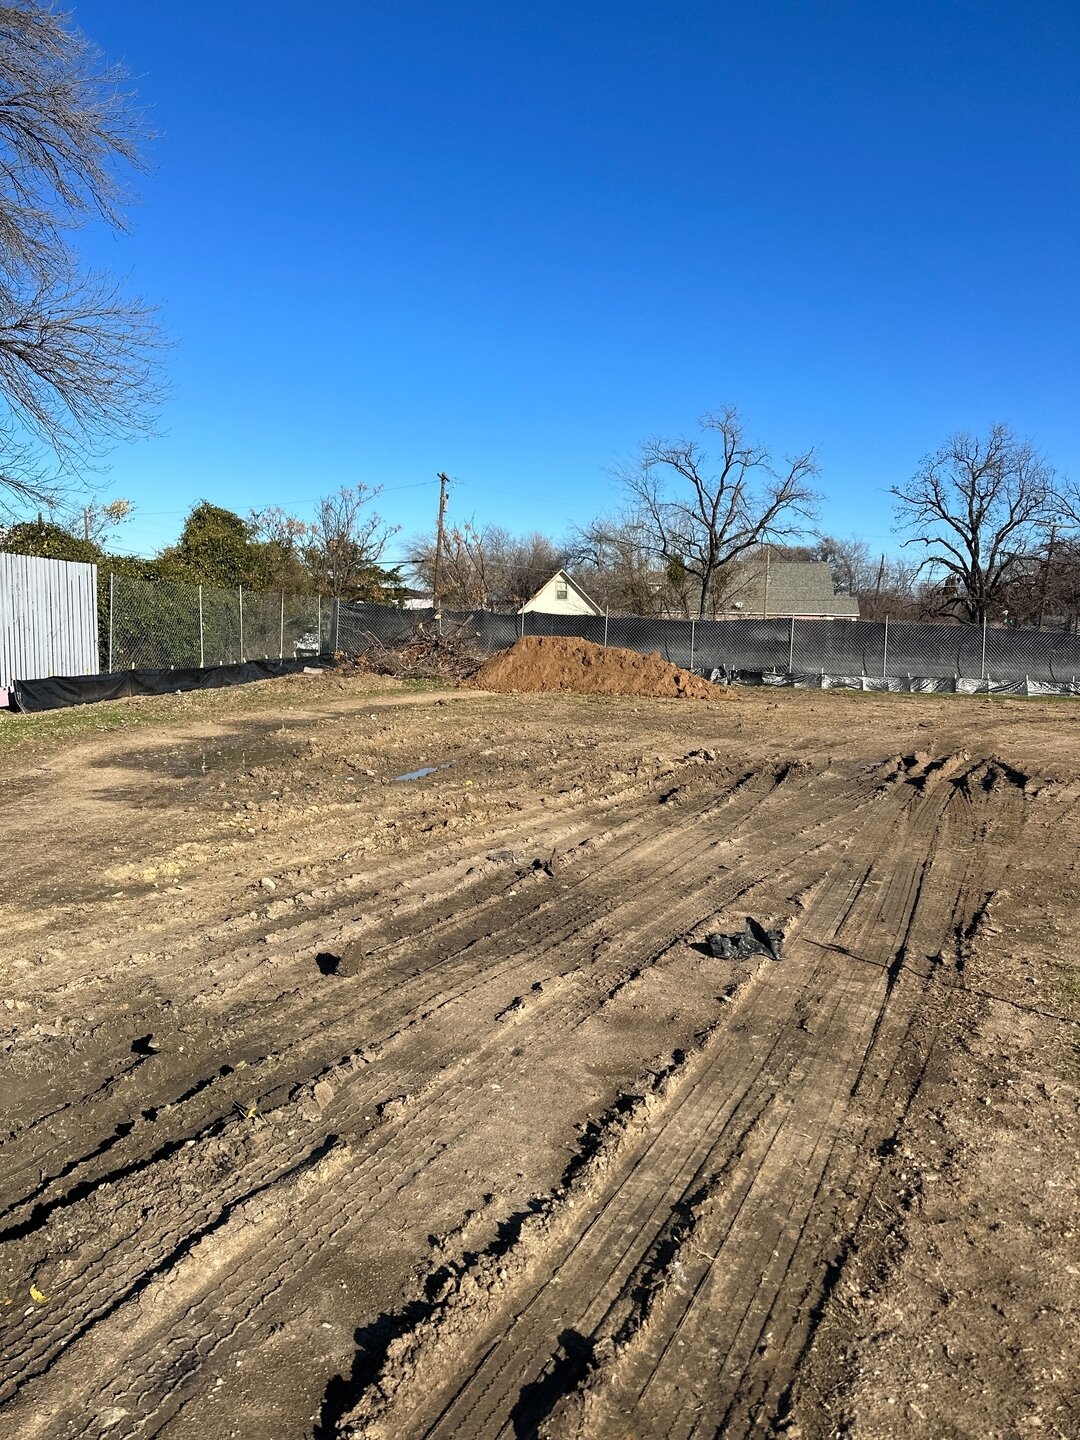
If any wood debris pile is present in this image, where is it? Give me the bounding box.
[340,620,486,680]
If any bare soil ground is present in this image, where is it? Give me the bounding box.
[0,671,1077,1440]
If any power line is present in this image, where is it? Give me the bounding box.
[126,479,443,520]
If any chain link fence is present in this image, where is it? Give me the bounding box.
[337,601,1080,696]
[103,574,325,672]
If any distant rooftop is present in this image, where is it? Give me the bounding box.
[724,561,860,618]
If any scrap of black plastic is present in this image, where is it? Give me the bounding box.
[705,918,784,961]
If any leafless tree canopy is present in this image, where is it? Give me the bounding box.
[619,406,820,617]
[0,1,162,512]
[409,525,567,610]
[892,425,1059,624]
[809,535,924,620]
[567,513,660,614]
[304,485,400,601]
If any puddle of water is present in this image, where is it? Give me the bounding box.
[101,728,292,778]
[392,762,453,783]
[174,742,286,778]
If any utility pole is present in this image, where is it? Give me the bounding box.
[432,471,450,626]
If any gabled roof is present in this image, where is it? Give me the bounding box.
[726,561,860,618]
[518,569,604,616]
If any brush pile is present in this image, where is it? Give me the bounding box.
[341,619,486,681]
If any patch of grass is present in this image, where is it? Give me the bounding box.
[0,701,164,750]
[397,677,454,692]
[0,670,435,764]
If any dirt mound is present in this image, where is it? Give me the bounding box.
[466,635,728,700]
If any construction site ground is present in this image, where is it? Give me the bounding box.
[0,669,1077,1440]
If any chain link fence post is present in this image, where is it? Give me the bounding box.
[93,585,1080,698]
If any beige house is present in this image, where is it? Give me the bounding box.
[518,569,604,617]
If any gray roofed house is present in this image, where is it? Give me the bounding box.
[722,560,860,619]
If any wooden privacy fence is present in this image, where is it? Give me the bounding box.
[0,552,99,697]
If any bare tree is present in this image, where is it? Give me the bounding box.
[248,504,316,590]
[409,525,567,610]
[304,485,400,601]
[892,425,1058,624]
[620,406,820,617]
[248,505,311,552]
[810,535,873,596]
[0,2,162,511]
[483,528,566,608]
[568,513,662,614]
[408,522,492,608]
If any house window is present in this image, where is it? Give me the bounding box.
[556,586,568,600]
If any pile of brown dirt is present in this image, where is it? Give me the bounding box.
[466,635,729,700]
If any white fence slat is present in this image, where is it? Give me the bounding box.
[0,552,99,689]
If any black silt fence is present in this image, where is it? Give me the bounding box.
[334,601,1080,691]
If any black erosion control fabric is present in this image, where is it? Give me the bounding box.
[12,657,328,713]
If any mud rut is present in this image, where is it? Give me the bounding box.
[0,744,1037,1439]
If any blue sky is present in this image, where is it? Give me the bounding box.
[70,0,1080,564]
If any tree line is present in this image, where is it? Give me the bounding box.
[410,411,1080,629]
[0,487,407,602]
[0,3,1077,630]
[5,408,1080,630]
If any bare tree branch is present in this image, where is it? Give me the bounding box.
[0,2,163,511]
[891,425,1058,623]
[304,485,400,602]
[618,406,820,616]
[408,525,567,610]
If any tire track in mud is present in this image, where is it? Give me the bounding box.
[335,883,892,1436]
[576,761,1028,1440]
[0,760,780,1226]
[1,754,767,1161]
[6,761,889,1438]
[3,748,726,1028]
[1,755,1026,1440]
[578,759,1029,1440]
[3,752,851,1225]
[0,759,896,1437]
[0,766,835,1416]
[314,758,1030,1440]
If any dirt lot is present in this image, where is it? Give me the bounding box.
[0,670,1077,1440]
